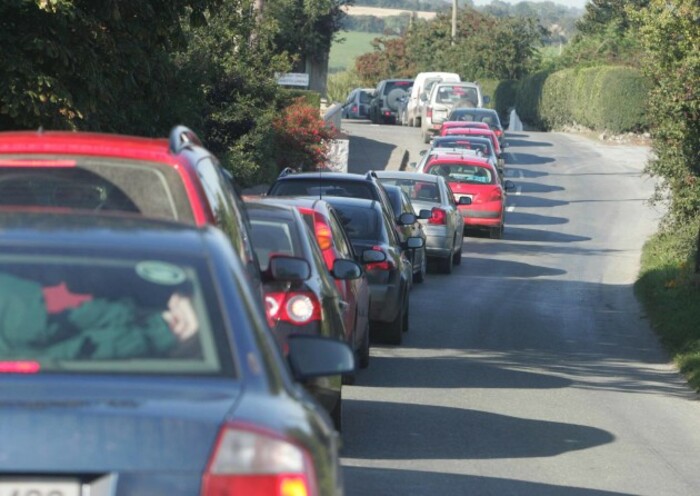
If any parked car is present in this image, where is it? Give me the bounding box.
[420,154,515,239]
[439,126,505,167]
[397,90,412,126]
[325,197,422,345]
[0,126,263,295]
[440,121,490,133]
[342,87,374,119]
[377,183,428,283]
[253,196,372,371]
[373,171,463,274]
[369,78,413,124]
[406,72,460,127]
[0,210,353,495]
[266,171,401,235]
[246,201,363,430]
[420,137,502,175]
[446,107,506,147]
[421,82,490,143]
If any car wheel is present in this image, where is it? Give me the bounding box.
[413,250,426,283]
[490,225,503,239]
[414,117,421,128]
[358,320,370,369]
[439,251,453,274]
[453,239,463,266]
[330,397,342,432]
[384,304,404,345]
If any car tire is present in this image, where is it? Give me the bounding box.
[490,225,503,239]
[413,251,426,283]
[330,397,342,432]
[453,239,463,266]
[384,304,404,345]
[358,321,370,369]
[439,251,453,274]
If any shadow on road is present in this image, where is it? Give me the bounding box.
[516,182,565,194]
[502,226,591,243]
[504,211,569,226]
[504,166,549,179]
[343,466,637,496]
[508,152,556,166]
[457,256,567,278]
[341,400,613,460]
[507,138,554,148]
[508,195,569,208]
[348,135,396,174]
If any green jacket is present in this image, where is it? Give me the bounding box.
[0,273,177,360]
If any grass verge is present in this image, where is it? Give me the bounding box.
[635,220,700,390]
[329,31,395,73]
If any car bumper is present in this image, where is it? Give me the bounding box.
[424,227,454,258]
[459,205,503,227]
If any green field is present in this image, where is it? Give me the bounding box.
[329,31,395,73]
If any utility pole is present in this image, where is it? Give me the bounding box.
[451,0,457,46]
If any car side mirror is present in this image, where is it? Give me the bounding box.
[267,255,311,282]
[361,249,386,264]
[458,196,472,205]
[420,94,428,102]
[404,237,424,250]
[483,95,491,104]
[332,259,362,280]
[287,335,355,381]
[504,180,516,192]
[398,212,417,226]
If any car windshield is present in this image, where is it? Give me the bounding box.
[379,178,442,205]
[383,186,402,217]
[427,163,495,184]
[270,179,376,200]
[0,252,232,376]
[249,218,301,271]
[332,204,387,243]
[0,158,195,222]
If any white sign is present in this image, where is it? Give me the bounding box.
[327,139,349,173]
[276,73,310,87]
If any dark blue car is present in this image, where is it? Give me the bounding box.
[0,211,353,496]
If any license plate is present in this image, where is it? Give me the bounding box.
[0,480,81,496]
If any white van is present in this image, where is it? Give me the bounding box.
[406,72,460,127]
[420,81,488,143]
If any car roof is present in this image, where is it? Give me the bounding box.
[276,171,371,182]
[321,196,381,210]
[427,156,493,167]
[0,209,212,254]
[245,200,297,221]
[374,170,441,183]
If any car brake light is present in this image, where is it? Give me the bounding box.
[364,246,394,271]
[488,188,503,202]
[352,105,358,113]
[202,423,317,496]
[265,291,321,326]
[429,207,447,225]
[426,107,433,118]
[494,130,503,137]
[314,216,333,251]
[0,361,40,374]
[0,159,76,167]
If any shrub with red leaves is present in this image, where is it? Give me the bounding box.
[272,98,335,172]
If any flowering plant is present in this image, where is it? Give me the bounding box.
[272,98,335,172]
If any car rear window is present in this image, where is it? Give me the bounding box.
[249,218,302,271]
[270,179,376,200]
[359,91,372,104]
[379,178,442,204]
[426,163,495,184]
[0,156,195,222]
[383,80,412,94]
[0,253,233,376]
[433,139,491,156]
[331,204,387,243]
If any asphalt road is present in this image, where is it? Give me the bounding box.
[340,120,700,495]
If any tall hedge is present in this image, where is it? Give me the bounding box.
[517,65,650,133]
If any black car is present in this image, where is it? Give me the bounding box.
[325,197,423,345]
[382,183,428,283]
[246,201,363,430]
[0,210,353,495]
[342,87,374,119]
[369,78,414,124]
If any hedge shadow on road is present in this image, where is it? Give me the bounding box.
[348,135,396,174]
[504,211,569,226]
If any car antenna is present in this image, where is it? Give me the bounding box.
[318,163,323,200]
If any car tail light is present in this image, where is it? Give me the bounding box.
[298,208,336,270]
[201,423,317,496]
[426,107,433,119]
[0,361,40,374]
[494,129,503,137]
[488,188,503,202]
[265,291,321,326]
[428,207,447,225]
[364,246,394,271]
[351,105,358,113]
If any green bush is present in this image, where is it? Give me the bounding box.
[493,80,519,124]
[515,70,552,129]
[594,66,651,133]
[540,68,576,129]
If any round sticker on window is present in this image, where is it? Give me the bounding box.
[135,261,187,285]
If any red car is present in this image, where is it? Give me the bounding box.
[256,197,372,370]
[423,155,515,239]
[440,121,490,133]
[0,126,263,291]
[440,126,503,156]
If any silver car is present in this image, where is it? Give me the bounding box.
[373,171,464,274]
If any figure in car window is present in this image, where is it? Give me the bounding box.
[0,273,199,360]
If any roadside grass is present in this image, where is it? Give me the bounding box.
[329,31,392,73]
[635,221,700,390]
